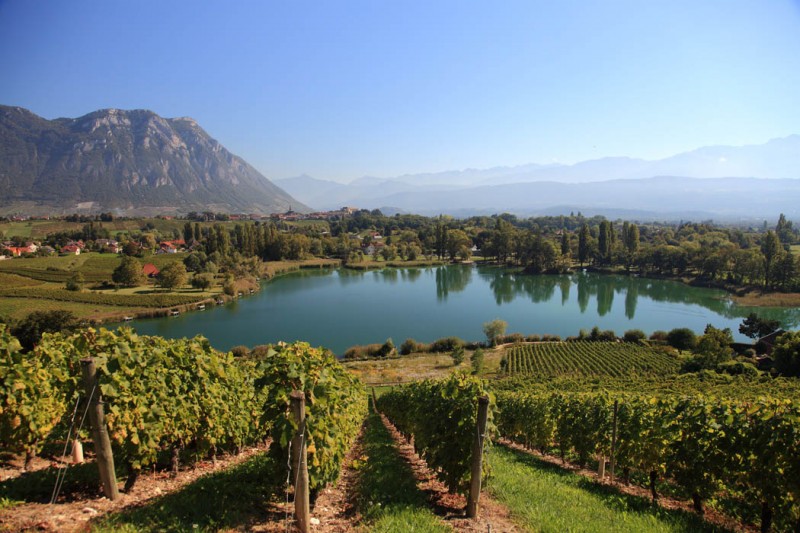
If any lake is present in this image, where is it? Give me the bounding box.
[131,265,800,354]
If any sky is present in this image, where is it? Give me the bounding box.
[1,0,799,183]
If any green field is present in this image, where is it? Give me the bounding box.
[503,341,681,377]
[0,251,213,321]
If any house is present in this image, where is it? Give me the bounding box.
[96,239,121,253]
[142,263,160,277]
[756,329,786,355]
[158,243,177,254]
[60,244,81,255]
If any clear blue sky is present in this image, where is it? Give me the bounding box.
[1,0,799,182]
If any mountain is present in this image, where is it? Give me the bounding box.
[278,136,800,220]
[0,105,307,216]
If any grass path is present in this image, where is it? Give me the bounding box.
[487,445,727,533]
[356,409,451,532]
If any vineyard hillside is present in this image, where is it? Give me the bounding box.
[503,341,680,377]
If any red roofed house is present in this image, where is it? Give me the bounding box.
[60,244,81,255]
[142,263,160,277]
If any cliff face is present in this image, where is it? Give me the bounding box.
[0,106,307,215]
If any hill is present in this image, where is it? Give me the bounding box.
[0,105,308,216]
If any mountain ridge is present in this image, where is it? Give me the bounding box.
[0,105,308,216]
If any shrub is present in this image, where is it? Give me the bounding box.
[471,348,485,374]
[525,334,541,342]
[649,330,668,342]
[230,345,250,357]
[429,337,465,353]
[666,328,697,351]
[400,338,424,355]
[378,338,396,357]
[623,329,646,343]
[451,345,465,366]
[716,360,759,377]
[499,333,525,344]
[540,334,561,342]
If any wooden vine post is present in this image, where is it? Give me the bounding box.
[609,399,619,484]
[80,358,119,501]
[467,394,490,518]
[290,391,310,533]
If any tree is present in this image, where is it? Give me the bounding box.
[158,262,188,290]
[598,220,613,265]
[761,230,780,288]
[11,310,81,352]
[451,345,465,366]
[470,348,485,374]
[623,222,639,272]
[191,273,214,291]
[578,224,590,267]
[693,324,735,368]
[738,313,780,340]
[65,272,84,292]
[772,331,800,376]
[112,256,146,287]
[666,328,697,351]
[483,319,508,347]
[378,338,396,357]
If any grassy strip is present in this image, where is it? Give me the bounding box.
[0,286,203,307]
[488,445,726,533]
[91,452,283,532]
[261,258,341,279]
[356,410,450,532]
[344,259,446,271]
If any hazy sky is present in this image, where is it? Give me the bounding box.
[1,1,799,183]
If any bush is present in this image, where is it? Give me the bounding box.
[623,329,646,343]
[666,328,697,351]
[649,330,668,342]
[230,345,250,357]
[499,333,525,344]
[343,343,383,359]
[525,334,541,342]
[471,348,485,374]
[451,345,465,366]
[400,338,424,355]
[716,360,759,377]
[540,334,561,342]
[429,337,465,353]
[378,338,396,357]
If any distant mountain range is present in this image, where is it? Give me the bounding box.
[276,135,800,221]
[0,105,307,216]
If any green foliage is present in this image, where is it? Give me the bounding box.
[451,345,465,366]
[190,272,214,290]
[253,341,367,490]
[739,312,780,340]
[34,328,263,474]
[399,338,424,355]
[0,325,69,466]
[772,331,800,377]
[471,348,485,374]
[483,318,508,347]
[666,328,697,351]
[623,329,647,343]
[112,256,146,287]
[65,272,84,291]
[157,261,188,290]
[494,388,800,529]
[10,309,82,352]
[377,374,494,493]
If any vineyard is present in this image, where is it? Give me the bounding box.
[0,325,366,499]
[503,341,680,377]
[3,323,800,532]
[495,388,800,531]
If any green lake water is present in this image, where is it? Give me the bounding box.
[131,265,800,354]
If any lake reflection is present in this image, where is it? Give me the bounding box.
[131,265,800,354]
